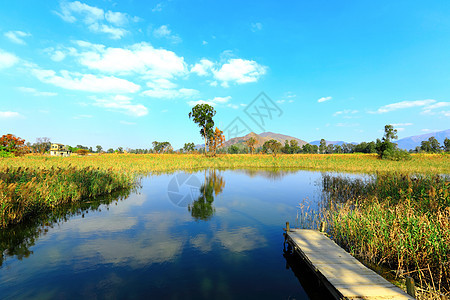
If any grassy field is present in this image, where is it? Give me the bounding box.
[1,153,449,174]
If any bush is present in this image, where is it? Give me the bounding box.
[381,148,411,161]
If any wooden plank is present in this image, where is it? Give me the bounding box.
[286,229,414,300]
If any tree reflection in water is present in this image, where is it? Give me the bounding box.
[0,188,132,267]
[188,170,225,221]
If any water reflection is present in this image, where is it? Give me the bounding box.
[0,188,132,267]
[188,170,225,221]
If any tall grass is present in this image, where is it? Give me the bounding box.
[0,166,134,228]
[1,153,449,174]
[321,173,450,297]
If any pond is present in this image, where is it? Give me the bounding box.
[0,169,358,299]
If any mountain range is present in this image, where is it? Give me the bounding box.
[395,129,450,150]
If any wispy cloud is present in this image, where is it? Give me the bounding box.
[54,1,135,39]
[4,31,31,45]
[333,109,358,116]
[318,96,332,103]
[32,68,141,93]
[251,22,263,32]
[152,3,163,12]
[0,111,22,118]
[120,120,136,125]
[371,99,435,113]
[18,87,57,97]
[91,95,147,117]
[153,25,182,43]
[188,96,232,107]
[391,123,413,126]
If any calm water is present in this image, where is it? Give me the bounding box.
[0,169,351,299]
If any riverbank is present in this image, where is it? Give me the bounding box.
[0,166,134,228]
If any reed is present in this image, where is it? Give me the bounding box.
[321,173,450,297]
[0,166,134,228]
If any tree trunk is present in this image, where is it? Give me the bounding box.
[203,127,207,156]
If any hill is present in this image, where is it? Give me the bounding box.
[396,129,450,150]
[222,132,308,148]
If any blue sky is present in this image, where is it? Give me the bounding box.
[1,0,449,150]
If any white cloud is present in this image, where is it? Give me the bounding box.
[318,96,332,103]
[153,25,181,43]
[56,1,103,24]
[213,58,266,87]
[276,100,285,104]
[89,23,127,39]
[105,11,128,26]
[32,68,140,93]
[51,50,66,62]
[76,42,187,78]
[333,109,358,116]
[152,3,163,12]
[55,1,132,39]
[251,22,263,32]
[372,99,436,113]
[120,120,136,125]
[391,123,413,126]
[73,114,93,119]
[17,87,57,97]
[0,111,21,118]
[190,59,214,76]
[425,102,450,110]
[142,88,198,99]
[202,40,208,45]
[4,31,31,45]
[188,96,232,107]
[153,25,170,37]
[421,128,442,132]
[0,49,19,69]
[92,95,148,117]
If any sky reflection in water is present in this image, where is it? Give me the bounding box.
[0,169,346,299]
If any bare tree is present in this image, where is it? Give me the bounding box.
[35,137,51,154]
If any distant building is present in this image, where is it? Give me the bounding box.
[50,143,71,157]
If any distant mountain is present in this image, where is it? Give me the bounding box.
[309,140,353,146]
[259,132,308,147]
[222,132,308,148]
[396,129,450,150]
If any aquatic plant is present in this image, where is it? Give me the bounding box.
[320,173,450,297]
[0,166,134,228]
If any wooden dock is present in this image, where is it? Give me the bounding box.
[284,229,414,299]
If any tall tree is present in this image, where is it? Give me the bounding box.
[245,137,257,154]
[183,142,195,153]
[96,145,103,153]
[188,104,216,156]
[152,141,171,153]
[289,140,299,154]
[263,139,282,157]
[0,134,28,156]
[444,138,450,152]
[319,139,327,154]
[376,124,398,158]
